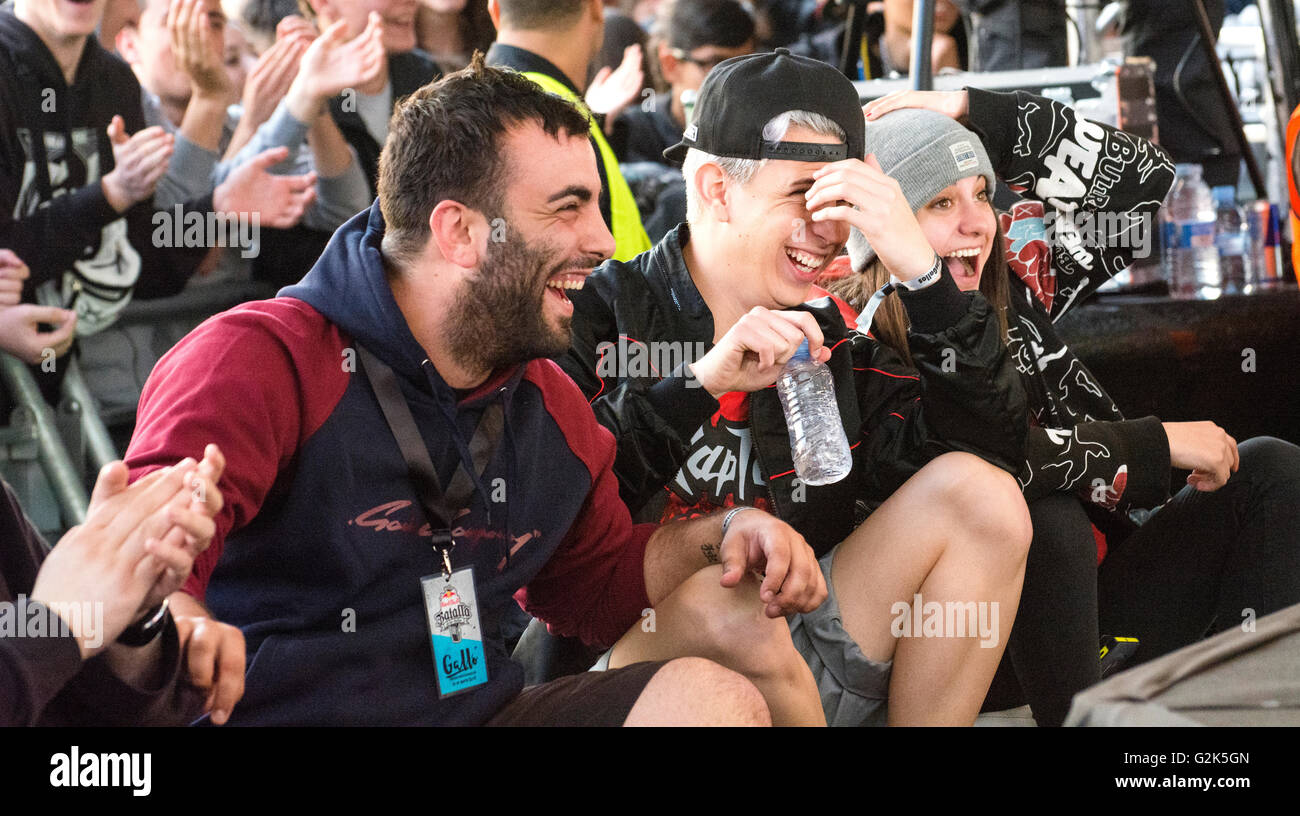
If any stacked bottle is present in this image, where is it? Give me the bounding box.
[1161,164,1220,299]
[1212,185,1248,294]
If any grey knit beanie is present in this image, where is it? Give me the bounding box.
[847,108,996,272]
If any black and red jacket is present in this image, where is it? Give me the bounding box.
[125,202,655,725]
[560,223,1028,557]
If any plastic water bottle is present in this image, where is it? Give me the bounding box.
[1212,185,1247,295]
[775,340,852,486]
[1161,164,1220,298]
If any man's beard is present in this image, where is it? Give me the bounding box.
[440,228,583,374]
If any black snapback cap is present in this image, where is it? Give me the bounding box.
[663,48,865,165]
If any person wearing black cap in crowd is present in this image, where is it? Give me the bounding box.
[560,48,1034,725]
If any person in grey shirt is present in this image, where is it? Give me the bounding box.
[117,0,374,233]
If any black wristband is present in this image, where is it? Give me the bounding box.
[117,599,170,647]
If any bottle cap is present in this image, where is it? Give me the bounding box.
[791,339,811,362]
[1211,185,1237,208]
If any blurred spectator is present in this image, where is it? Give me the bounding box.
[88,3,368,424]
[882,0,964,75]
[614,0,665,29]
[98,0,143,51]
[298,0,441,194]
[0,0,211,348]
[415,0,496,71]
[223,0,302,54]
[610,0,756,243]
[750,0,832,49]
[487,0,652,261]
[117,0,241,209]
[593,6,652,85]
[223,18,259,98]
[1121,0,1240,187]
[951,0,1067,71]
[118,1,368,230]
[754,0,886,77]
[1,434,244,726]
[615,0,755,165]
[0,250,75,364]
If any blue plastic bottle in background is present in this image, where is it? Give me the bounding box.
[1161,164,1220,298]
[775,340,852,486]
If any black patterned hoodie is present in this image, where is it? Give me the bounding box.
[965,87,1178,554]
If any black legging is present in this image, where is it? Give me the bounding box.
[984,436,1300,726]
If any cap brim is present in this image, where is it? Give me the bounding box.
[663,141,689,165]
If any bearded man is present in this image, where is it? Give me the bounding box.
[122,55,827,726]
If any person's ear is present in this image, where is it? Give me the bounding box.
[486,0,501,30]
[115,21,140,64]
[693,161,731,224]
[428,201,489,268]
[657,41,680,84]
[587,0,603,25]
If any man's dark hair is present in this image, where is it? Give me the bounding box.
[378,53,591,266]
[496,0,588,31]
[239,0,302,37]
[656,0,756,52]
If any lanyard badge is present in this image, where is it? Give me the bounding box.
[421,533,488,697]
[356,346,494,699]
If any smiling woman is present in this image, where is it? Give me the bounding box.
[831,87,1300,729]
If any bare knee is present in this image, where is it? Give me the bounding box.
[921,452,1032,562]
[626,657,771,726]
[672,566,803,677]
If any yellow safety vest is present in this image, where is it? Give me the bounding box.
[523,71,652,263]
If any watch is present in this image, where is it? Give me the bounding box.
[117,598,170,647]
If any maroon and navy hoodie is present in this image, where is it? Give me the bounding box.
[125,201,655,725]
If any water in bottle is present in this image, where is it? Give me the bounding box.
[775,340,851,486]
[1212,185,1246,295]
[1161,164,1220,298]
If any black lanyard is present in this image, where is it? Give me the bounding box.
[356,345,503,577]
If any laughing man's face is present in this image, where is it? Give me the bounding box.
[440,121,615,372]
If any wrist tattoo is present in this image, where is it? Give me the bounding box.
[701,541,720,565]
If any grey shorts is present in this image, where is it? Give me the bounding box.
[592,548,893,726]
[788,547,893,727]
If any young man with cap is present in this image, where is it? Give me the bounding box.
[486,0,652,262]
[559,48,1033,725]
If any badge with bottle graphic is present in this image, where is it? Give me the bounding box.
[422,567,488,697]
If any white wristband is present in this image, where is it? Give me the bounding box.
[891,254,943,292]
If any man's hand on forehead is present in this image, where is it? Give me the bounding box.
[806,156,938,282]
